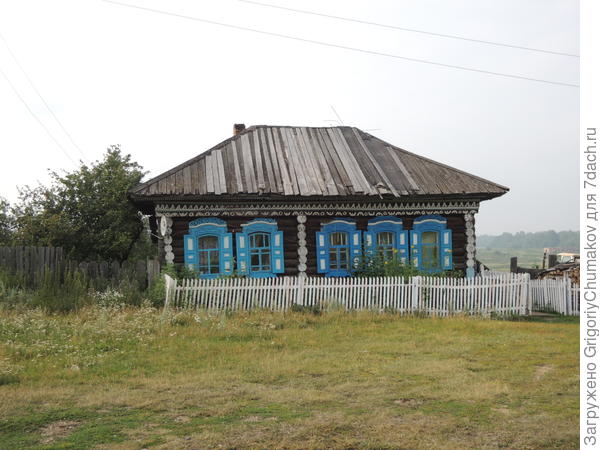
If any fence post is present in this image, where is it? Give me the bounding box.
[564,278,571,315]
[526,274,532,315]
[164,274,177,310]
[411,276,420,312]
[297,275,305,306]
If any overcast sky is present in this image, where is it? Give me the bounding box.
[0,0,579,235]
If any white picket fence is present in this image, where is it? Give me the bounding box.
[529,277,580,316]
[164,273,533,316]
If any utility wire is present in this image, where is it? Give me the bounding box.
[0,31,89,162]
[101,0,579,88]
[238,0,579,58]
[0,66,77,165]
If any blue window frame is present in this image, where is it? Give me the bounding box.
[363,216,409,264]
[236,219,284,278]
[316,219,362,277]
[183,218,234,278]
[410,215,453,273]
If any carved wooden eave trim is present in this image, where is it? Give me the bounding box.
[155,201,480,217]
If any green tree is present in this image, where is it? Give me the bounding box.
[12,146,146,261]
[0,196,13,245]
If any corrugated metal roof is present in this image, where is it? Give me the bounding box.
[129,126,508,199]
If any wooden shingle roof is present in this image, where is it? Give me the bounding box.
[129,126,508,200]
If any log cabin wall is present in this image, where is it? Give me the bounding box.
[171,213,466,275]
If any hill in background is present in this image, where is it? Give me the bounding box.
[477,230,579,250]
[476,230,579,271]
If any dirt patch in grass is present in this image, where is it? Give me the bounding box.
[534,364,553,380]
[39,420,80,444]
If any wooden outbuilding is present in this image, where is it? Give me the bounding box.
[129,125,508,278]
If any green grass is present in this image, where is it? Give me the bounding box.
[0,306,579,448]
[477,247,546,271]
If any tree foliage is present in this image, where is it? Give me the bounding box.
[11,146,146,261]
[0,196,13,245]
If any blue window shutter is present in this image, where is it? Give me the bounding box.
[350,230,362,270]
[220,232,234,275]
[316,231,329,274]
[236,232,249,275]
[272,230,285,273]
[183,234,198,270]
[397,230,409,265]
[410,230,421,269]
[441,229,453,270]
[363,230,375,260]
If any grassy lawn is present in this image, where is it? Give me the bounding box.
[0,306,579,449]
[477,248,545,272]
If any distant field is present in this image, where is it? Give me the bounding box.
[0,307,578,448]
[477,247,545,271]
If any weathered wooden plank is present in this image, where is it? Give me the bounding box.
[158,177,167,194]
[240,133,257,193]
[300,128,329,195]
[252,130,266,191]
[271,128,295,195]
[229,141,243,193]
[312,129,344,194]
[258,127,276,192]
[182,166,192,194]
[215,149,227,195]
[280,128,305,195]
[189,161,200,194]
[341,128,382,191]
[175,170,184,195]
[327,128,371,194]
[290,128,322,195]
[386,146,420,192]
[263,127,283,193]
[221,144,236,194]
[205,153,215,193]
[301,128,336,195]
[197,157,207,195]
[317,128,353,192]
[351,128,398,197]
[166,173,177,194]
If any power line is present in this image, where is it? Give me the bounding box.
[0,66,77,165]
[0,31,89,162]
[238,0,579,58]
[101,0,579,88]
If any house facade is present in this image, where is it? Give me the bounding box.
[129,125,508,278]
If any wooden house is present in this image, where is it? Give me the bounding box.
[129,125,508,278]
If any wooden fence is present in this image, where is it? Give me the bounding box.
[529,277,580,316]
[0,246,161,288]
[164,273,531,316]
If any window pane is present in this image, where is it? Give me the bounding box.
[250,232,270,248]
[199,235,219,249]
[330,232,348,246]
[377,232,394,246]
[262,253,270,269]
[339,248,349,269]
[422,231,437,244]
[329,249,338,269]
[422,245,440,269]
[199,252,208,266]
[209,250,220,273]
[251,253,260,267]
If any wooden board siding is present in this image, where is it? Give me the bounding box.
[130,126,508,200]
[170,214,467,276]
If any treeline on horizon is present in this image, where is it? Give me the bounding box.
[478,230,579,250]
